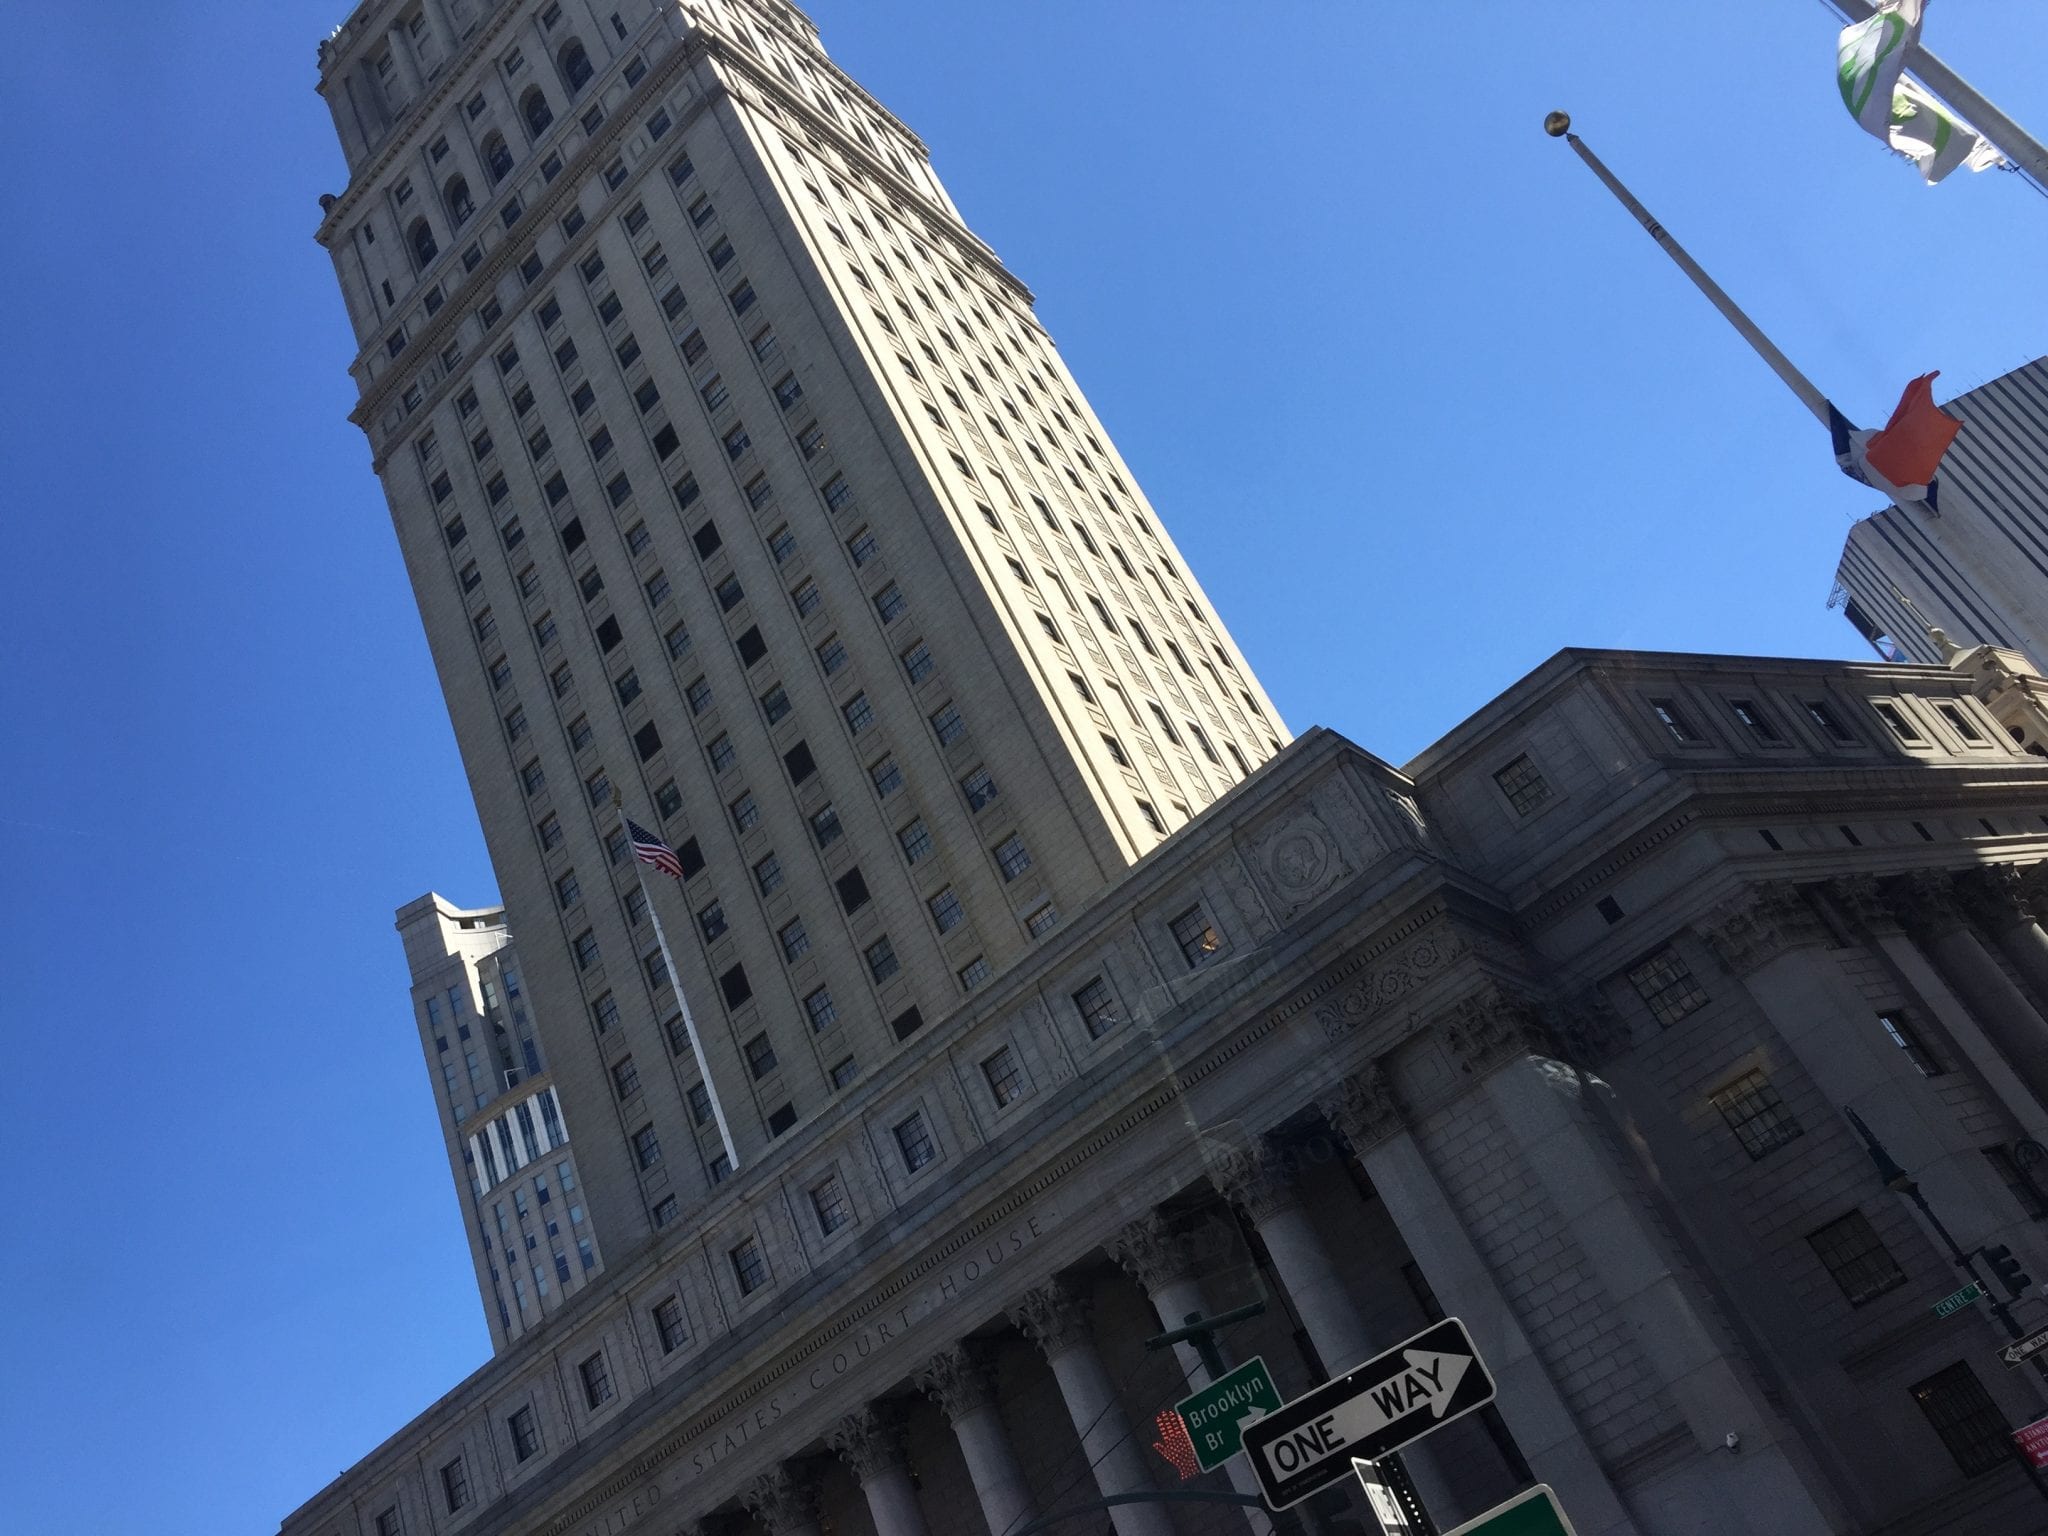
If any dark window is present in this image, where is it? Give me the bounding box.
[654,1296,688,1352]
[1709,1069,1802,1159]
[730,1236,767,1293]
[716,575,745,611]
[993,833,1032,882]
[811,1174,850,1233]
[745,1032,777,1077]
[1728,698,1781,742]
[866,935,899,981]
[837,867,870,913]
[440,1457,470,1512]
[686,1082,712,1124]
[579,1350,613,1409]
[1169,906,1220,967]
[1627,947,1708,1027]
[1911,1363,2013,1477]
[894,1112,935,1171]
[767,1102,797,1136]
[1493,754,1551,815]
[560,516,586,552]
[1649,697,1701,744]
[1805,699,1856,743]
[720,964,753,1009]
[594,615,623,652]
[1938,702,1987,743]
[982,1045,1025,1106]
[1074,976,1120,1039]
[805,988,837,1031]
[960,766,997,811]
[1873,700,1925,743]
[737,626,768,666]
[632,1123,661,1169]
[1808,1209,1907,1305]
[1880,1011,1946,1076]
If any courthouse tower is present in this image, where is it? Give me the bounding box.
[317,0,1287,1259]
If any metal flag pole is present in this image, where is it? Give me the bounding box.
[1826,0,2048,194]
[1544,111,1830,428]
[618,799,742,1174]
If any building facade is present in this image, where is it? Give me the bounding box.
[317,0,1288,1268]
[399,893,608,1351]
[292,646,2048,1536]
[1832,357,2048,671]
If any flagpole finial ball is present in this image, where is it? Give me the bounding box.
[1543,111,1571,138]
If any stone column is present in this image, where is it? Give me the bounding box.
[1892,870,2048,1109]
[1446,981,1838,1536]
[1319,1067,1638,1536]
[742,1463,823,1536]
[1010,1277,1175,1536]
[1962,864,2048,1008]
[829,1405,930,1536]
[1108,1213,1274,1536]
[914,1343,1034,1536]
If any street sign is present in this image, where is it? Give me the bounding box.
[1173,1355,1282,1473]
[2015,1414,2048,1470]
[1241,1318,1495,1511]
[1442,1485,1578,1536]
[2002,1325,2048,1368]
[1934,1281,1986,1318]
[1351,1460,1417,1535]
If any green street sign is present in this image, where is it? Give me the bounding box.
[1934,1282,1987,1319]
[1173,1355,1282,1472]
[1442,1484,1577,1536]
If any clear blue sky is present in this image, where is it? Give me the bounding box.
[0,3,2041,1531]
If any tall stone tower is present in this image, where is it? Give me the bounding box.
[316,0,1287,1260]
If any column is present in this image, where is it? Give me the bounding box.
[914,1343,1035,1536]
[1450,980,1839,1536]
[1318,1067,1638,1536]
[1107,1213,1274,1536]
[1962,865,2048,1010]
[1892,870,2048,1110]
[828,1405,931,1536]
[1208,1142,1461,1522]
[741,1463,823,1536]
[1009,1276,1175,1536]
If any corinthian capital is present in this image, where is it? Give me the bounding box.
[1888,870,1968,936]
[1701,882,1825,976]
[913,1341,996,1422]
[742,1463,819,1534]
[828,1404,908,1482]
[1439,985,1553,1077]
[1205,1139,1302,1225]
[1318,1065,1404,1152]
[1107,1211,1197,1293]
[1958,864,2040,928]
[1825,873,1901,935]
[1009,1276,1093,1359]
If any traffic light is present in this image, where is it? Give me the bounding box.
[1983,1244,2034,1299]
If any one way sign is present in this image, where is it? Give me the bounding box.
[1241,1318,1495,1510]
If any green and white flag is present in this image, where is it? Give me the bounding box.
[1838,0,2002,183]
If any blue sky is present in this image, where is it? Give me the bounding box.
[0,3,2041,1532]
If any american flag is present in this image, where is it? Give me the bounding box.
[625,818,683,880]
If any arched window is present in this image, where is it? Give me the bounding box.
[558,39,593,93]
[444,175,474,226]
[521,86,553,139]
[482,132,514,185]
[410,217,439,270]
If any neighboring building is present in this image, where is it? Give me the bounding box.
[1832,357,2048,670]
[288,646,2048,1536]
[316,0,1287,1265]
[397,893,605,1350]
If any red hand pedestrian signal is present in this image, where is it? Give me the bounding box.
[1151,1409,1200,1481]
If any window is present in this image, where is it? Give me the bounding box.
[784,741,816,783]
[579,1350,613,1409]
[810,804,843,848]
[440,1456,471,1513]
[1911,1362,2013,1477]
[573,929,600,970]
[1649,698,1701,744]
[1709,1069,1802,1159]
[510,1404,542,1461]
[928,886,965,932]
[811,1174,850,1233]
[1101,733,1129,767]
[823,473,854,511]
[1805,699,1856,743]
[866,935,899,981]
[894,1112,936,1171]
[992,834,1031,882]
[761,684,791,724]
[654,1296,688,1353]
[731,1236,768,1294]
[707,1153,732,1185]
[874,582,907,622]
[847,526,879,565]
[700,373,730,412]
[798,987,839,1033]
[745,1032,778,1078]
[686,676,714,715]
[817,636,849,674]
[1074,976,1120,1038]
[1492,755,1551,816]
[930,702,964,745]
[555,870,581,909]
[779,918,810,961]
[1937,701,1987,743]
[870,756,903,798]
[775,373,804,410]
[686,1081,712,1125]
[959,955,992,990]
[798,421,827,459]
[1880,1011,1946,1076]
[792,579,823,617]
[716,575,745,611]
[1169,906,1220,967]
[901,640,935,684]
[768,524,797,564]
[1807,1209,1907,1305]
[982,1045,1024,1106]
[1627,947,1708,1026]
[729,280,757,315]
[767,1102,797,1136]
[756,854,784,895]
[708,734,737,773]
[632,1122,661,1169]
[558,38,594,92]
[375,1508,402,1536]
[898,818,933,864]
[666,622,693,660]
[592,993,620,1033]
[835,865,870,912]
[721,964,753,1009]
[1026,903,1060,939]
[830,1056,859,1089]
[843,692,876,734]
[960,766,998,811]
[1728,698,1781,742]
[538,813,564,851]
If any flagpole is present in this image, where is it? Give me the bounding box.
[1827,0,2048,193]
[1544,112,1831,427]
[617,798,742,1174]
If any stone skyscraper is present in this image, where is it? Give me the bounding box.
[319,0,1286,1260]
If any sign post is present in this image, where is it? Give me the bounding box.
[1440,1485,1578,1536]
[1351,1460,1418,1535]
[1172,1356,1282,1473]
[1241,1318,1495,1511]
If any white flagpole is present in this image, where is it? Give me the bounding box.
[1545,112,1831,427]
[1828,0,2048,193]
[618,800,742,1174]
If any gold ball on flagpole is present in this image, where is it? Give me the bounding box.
[1543,111,1572,138]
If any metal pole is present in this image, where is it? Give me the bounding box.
[1544,113,1830,426]
[1827,0,2048,192]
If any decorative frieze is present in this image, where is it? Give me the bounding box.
[912,1342,996,1423]
[1317,1064,1405,1152]
[1701,882,1827,976]
[1310,920,1467,1043]
[742,1463,819,1534]
[1107,1211,1196,1293]
[1009,1277,1093,1359]
[827,1404,908,1481]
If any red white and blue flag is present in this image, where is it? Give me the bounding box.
[626,818,683,880]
